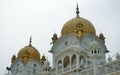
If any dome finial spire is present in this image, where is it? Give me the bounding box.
[29,36,32,46]
[76,3,80,18]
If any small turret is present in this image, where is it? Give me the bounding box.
[99,33,105,43]
[51,33,58,44]
[108,55,112,63]
[41,54,46,64]
[42,59,51,75]
[90,39,101,59]
[90,40,101,75]
[11,54,16,63]
[116,52,120,60]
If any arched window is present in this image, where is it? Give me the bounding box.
[64,56,70,68]
[91,50,93,54]
[94,49,97,54]
[98,50,99,54]
[93,48,100,54]
[58,60,62,68]
[79,55,85,65]
[71,54,76,64]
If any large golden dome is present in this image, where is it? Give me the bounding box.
[61,4,96,36]
[17,37,40,63]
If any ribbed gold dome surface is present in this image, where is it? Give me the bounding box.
[61,4,96,36]
[17,37,40,63]
[61,17,96,36]
[18,45,40,60]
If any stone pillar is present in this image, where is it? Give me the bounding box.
[62,58,64,72]
[86,70,89,75]
[56,64,58,75]
[93,59,98,75]
[76,53,80,75]
[76,54,79,68]
[93,59,100,75]
[105,66,107,74]
[112,64,115,72]
[70,55,72,70]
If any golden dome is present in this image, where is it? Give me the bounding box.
[17,37,40,63]
[61,4,96,36]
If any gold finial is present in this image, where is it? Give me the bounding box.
[41,53,46,64]
[76,3,80,18]
[28,36,32,46]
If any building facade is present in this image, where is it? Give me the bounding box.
[5,5,120,75]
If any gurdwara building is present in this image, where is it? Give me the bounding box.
[5,5,120,75]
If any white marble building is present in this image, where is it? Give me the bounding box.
[5,5,120,75]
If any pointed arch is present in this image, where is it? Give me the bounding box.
[63,56,70,68]
[58,60,62,68]
[79,55,85,65]
[71,54,76,64]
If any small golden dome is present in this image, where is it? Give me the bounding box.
[17,37,40,63]
[61,4,96,36]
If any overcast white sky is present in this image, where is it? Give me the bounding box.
[0,0,120,74]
